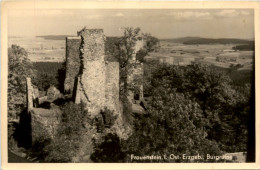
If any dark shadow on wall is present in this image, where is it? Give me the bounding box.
[57,62,66,93]
[12,109,32,149]
[72,76,79,102]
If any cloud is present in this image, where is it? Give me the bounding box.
[240,11,250,16]
[171,11,211,20]
[215,10,239,17]
[113,12,124,17]
[8,9,72,17]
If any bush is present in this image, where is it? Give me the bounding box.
[43,102,89,162]
[91,133,126,162]
[95,107,118,133]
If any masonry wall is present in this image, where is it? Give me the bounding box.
[26,78,34,112]
[105,62,120,114]
[26,77,39,111]
[74,29,107,116]
[31,108,61,144]
[64,37,81,94]
[127,61,144,102]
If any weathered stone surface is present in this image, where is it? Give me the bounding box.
[30,107,61,144]
[38,96,48,104]
[64,37,81,94]
[26,78,33,112]
[127,61,144,101]
[74,29,107,116]
[132,103,145,115]
[78,29,106,61]
[132,39,144,61]
[33,88,39,107]
[105,62,120,114]
[47,86,60,101]
[27,77,40,111]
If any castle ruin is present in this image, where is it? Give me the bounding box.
[63,28,144,115]
[26,28,144,148]
[73,29,119,116]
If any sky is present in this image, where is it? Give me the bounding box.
[7,9,254,39]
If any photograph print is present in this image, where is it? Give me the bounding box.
[5,4,256,164]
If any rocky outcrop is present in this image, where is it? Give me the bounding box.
[46,86,60,101]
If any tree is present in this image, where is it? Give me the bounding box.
[122,84,221,162]
[146,63,251,153]
[91,133,126,162]
[136,33,160,63]
[107,27,160,97]
[8,45,35,120]
[44,102,90,162]
[32,72,58,91]
[106,27,159,124]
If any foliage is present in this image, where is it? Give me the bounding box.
[33,62,63,74]
[143,59,160,97]
[44,102,89,162]
[100,107,118,128]
[106,27,159,95]
[32,62,65,92]
[232,41,255,51]
[91,133,126,162]
[8,45,36,120]
[122,86,221,162]
[136,33,160,62]
[95,107,118,133]
[104,28,160,122]
[144,63,251,153]
[32,72,58,91]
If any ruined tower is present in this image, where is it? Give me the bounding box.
[74,29,119,116]
[63,28,145,116]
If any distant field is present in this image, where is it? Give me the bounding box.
[162,37,252,45]
[148,40,254,68]
[9,36,65,62]
[36,35,72,40]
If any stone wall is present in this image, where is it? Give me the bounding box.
[64,37,81,94]
[127,61,144,102]
[26,78,34,111]
[30,108,61,144]
[74,29,107,116]
[26,77,39,111]
[64,37,119,96]
[105,62,120,114]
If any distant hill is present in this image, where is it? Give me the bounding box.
[232,41,255,51]
[183,38,251,45]
[37,35,72,40]
[162,37,252,45]
[161,37,201,43]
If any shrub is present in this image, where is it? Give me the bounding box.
[95,107,118,133]
[44,102,89,162]
[90,133,126,162]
